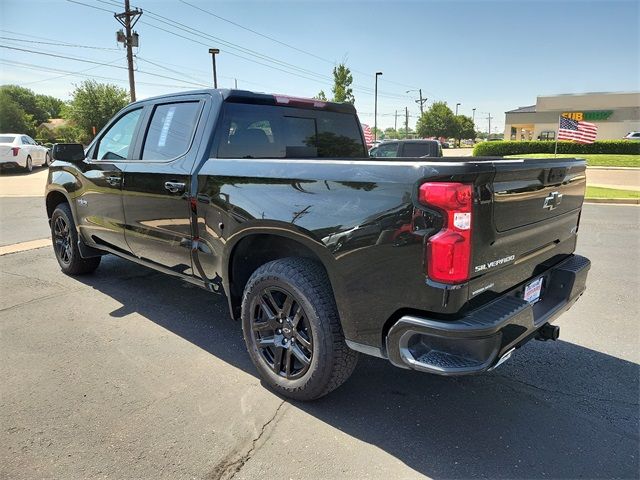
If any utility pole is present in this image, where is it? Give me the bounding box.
[234,78,238,89]
[115,0,142,102]
[406,89,427,116]
[455,102,461,116]
[209,48,220,88]
[374,72,382,142]
[405,106,409,139]
[472,108,476,126]
[394,110,398,131]
[486,113,494,138]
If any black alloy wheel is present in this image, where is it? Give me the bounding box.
[53,215,72,267]
[249,287,314,380]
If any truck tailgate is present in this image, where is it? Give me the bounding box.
[492,159,586,231]
[468,157,586,301]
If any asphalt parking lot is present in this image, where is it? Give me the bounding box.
[0,170,639,479]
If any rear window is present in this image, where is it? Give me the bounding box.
[0,136,16,143]
[402,142,436,157]
[216,103,365,159]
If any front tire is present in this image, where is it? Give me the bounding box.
[51,203,101,275]
[241,257,358,401]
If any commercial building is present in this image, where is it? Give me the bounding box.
[504,92,640,141]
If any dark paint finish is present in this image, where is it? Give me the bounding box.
[45,89,588,355]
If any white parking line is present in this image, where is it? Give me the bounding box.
[0,238,50,256]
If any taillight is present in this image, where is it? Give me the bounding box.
[11,147,20,156]
[419,182,473,284]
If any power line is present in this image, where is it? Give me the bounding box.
[0,36,120,51]
[0,59,204,90]
[0,45,209,88]
[22,57,126,86]
[176,0,419,90]
[89,0,409,100]
[66,0,115,13]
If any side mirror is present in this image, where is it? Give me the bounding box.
[51,143,85,163]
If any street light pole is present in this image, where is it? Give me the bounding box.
[472,108,476,126]
[456,102,461,116]
[374,72,382,142]
[208,48,220,88]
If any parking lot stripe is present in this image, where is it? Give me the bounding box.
[0,238,50,256]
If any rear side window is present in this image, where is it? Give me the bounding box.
[402,142,435,157]
[142,102,200,160]
[216,103,365,159]
[0,136,16,143]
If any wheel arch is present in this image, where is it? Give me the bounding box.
[224,230,343,322]
[46,189,71,220]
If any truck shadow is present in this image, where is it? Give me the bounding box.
[78,256,639,479]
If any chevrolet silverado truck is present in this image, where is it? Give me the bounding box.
[46,89,590,400]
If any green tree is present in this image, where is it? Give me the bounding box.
[36,94,65,119]
[314,90,327,101]
[0,85,49,125]
[332,63,355,104]
[415,101,456,139]
[66,80,129,138]
[0,91,32,133]
[384,127,399,139]
[453,115,476,146]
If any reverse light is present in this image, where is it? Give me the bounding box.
[11,147,20,156]
[419,182,473,284]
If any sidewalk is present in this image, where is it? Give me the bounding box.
[586,167,639,190]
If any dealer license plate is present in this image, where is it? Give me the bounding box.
[523,277,544,304]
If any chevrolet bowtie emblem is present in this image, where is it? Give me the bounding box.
[543,191,563,210]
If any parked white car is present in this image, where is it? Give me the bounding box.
[0,134,51,172]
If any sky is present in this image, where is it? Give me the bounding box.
[1,0,638,133]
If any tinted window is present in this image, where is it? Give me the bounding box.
[96,108,142,160]
[216,103,365,159]
[374,143,398,157]
[0,136,16,143]
[142,102,200,160]
[403,142,435,157]
[21,136,30,145]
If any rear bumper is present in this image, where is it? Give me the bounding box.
[386,254,591,375]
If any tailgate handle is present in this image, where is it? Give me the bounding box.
[547,167,566,184]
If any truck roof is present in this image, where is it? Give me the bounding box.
[133,88,357,114]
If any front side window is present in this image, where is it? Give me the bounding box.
[374,143,398,157]
[142,102,201,160]
[95,108,142,160]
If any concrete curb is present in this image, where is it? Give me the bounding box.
[587,166,640,171]
[585,198,640,205]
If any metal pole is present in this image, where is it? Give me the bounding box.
[554,115,561,157]
[405,106,409,138]
[209,48,220,88]
[124,0,135,102]
[472,108,476,125]
[234,78,237,89]
[394,110,397,131]
[456,103,460,116]
[374,72,382,143]
[418,89,424,116]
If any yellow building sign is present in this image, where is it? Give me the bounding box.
[562,111,613,121]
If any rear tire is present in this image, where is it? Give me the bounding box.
[24,156,33,172]
[51,203,101,275]
[43,153,51,167]
[241,257,358,401]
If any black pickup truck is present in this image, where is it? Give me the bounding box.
[46,89,590,400]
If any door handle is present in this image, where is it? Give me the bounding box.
[106,175,121,186]
[164,181,186,193]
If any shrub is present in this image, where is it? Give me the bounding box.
[473,140,640,157]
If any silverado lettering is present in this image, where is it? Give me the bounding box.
[45,89,591,401]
